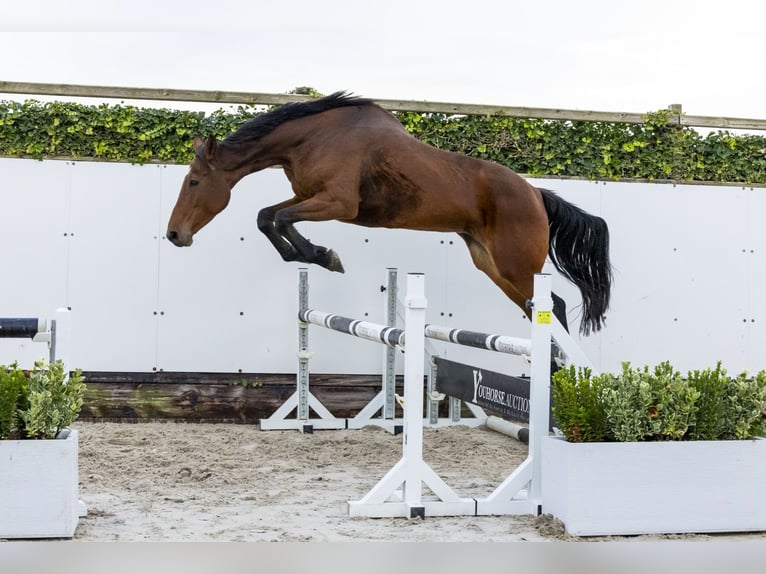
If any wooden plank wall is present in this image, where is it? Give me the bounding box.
[78,372,405,423]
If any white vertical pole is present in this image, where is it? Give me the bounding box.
[427,360,439,425]
[402,273,427,508]
[383,268,398,420]
[52,307,71,369]
[297,268,310,423]
[528,273,553,506]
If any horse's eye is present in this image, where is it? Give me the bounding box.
[189,179,199,187]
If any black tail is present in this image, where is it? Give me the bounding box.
[540,189,612,336]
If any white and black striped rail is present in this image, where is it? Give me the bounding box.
[299,310,533,357]
[0,318,47,339]
[423,324,532,356]
[299,309,405,348]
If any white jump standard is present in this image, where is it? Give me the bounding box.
[348,273,477,518]
[348,273,554,517]
[296,270,565,518]
[259,268,404,433]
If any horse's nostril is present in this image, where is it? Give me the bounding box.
[167,230,179,242]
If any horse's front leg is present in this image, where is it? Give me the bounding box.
[257,199,308,264]
[273,195,354,273]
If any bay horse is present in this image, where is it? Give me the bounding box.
[166,92,612,335]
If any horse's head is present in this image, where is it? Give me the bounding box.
[166,136,232,247]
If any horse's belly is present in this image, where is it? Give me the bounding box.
[354,182,422,227]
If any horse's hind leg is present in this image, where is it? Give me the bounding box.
[460,233,564,373]
[552,291,569,333]
[549,291,569,369]
[458,233,532,319]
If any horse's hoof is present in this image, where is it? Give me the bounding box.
[326,250,345,273]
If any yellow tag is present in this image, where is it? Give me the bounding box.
[536,311,552,324]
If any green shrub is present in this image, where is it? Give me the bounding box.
[719,371,766,439]
[551,360,766,442]
[0,362,29,439]
[685,362,729,440]
[550,365,608,443]
[2,96,766,183]
[0,359,85,439]
[599,363,656,442]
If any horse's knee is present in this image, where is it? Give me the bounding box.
[256,208,275,233]
[274,210,298,236]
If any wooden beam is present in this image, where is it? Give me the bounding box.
[4,80,766,130]
[679,114,766,131]
[78,371,403,423]
[373,98,648,123]
[0,81,646,122]
[0,81,305,107]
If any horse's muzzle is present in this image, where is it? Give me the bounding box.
[166,230,192,247]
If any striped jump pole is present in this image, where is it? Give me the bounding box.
[423,324,532,357]
[0,318,47,340]
[0,311,69,365]
[298,310,405,348]
[295,307,407,434]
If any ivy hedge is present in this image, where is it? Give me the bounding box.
[1,98,766,183]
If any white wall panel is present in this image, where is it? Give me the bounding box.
[0,159,70,367]
[600,184,749,373]
[66,162,163,371]
[529,179,753,374]
[4,157,766,377]
[745,186,766,373]
[156,166,299,372]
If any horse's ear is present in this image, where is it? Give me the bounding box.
[192,136,210,165]
[204,135,218,165]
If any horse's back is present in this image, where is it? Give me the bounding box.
[284,102,547,236]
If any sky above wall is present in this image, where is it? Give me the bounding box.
[1,0,764,119]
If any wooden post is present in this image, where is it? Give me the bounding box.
[668,103,683,126]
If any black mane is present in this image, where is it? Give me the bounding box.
[223,92,374,147]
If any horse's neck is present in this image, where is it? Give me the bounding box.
[218,140,283,183]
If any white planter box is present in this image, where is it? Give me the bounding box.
[542,435,766,536]
[0,429,87,539]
